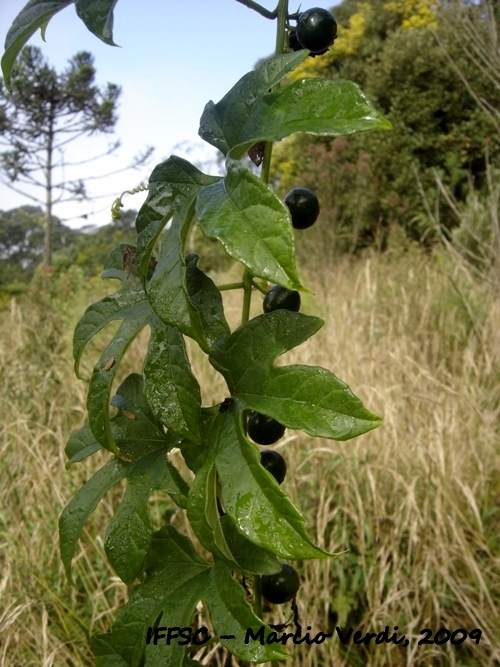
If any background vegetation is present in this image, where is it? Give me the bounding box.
[1,0,499,665]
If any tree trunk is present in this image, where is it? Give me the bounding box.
[44,108,54,267]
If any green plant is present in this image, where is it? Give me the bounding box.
[285,187,321,229]
[260,449,287,485]
[249,412,286,445]
[260,563,300,604]
[2,1,391,665]
[263,284,301,313]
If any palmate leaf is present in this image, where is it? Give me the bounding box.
[196,160,304,291]
[73,244,204,455]
[199,52,392,159]
[1,0,119,89]
[59,449,189,583]
[109,373,170,461]
[91,525,288,667]
[190,409,331,561]
[104,450,190,584]
[210,310,382,440]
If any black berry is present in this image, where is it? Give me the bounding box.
[248,412,285,445]
[284,187,320,229]
[296,8,337,54]
[260,564,300,604]
[260,450,287,484]
[263,285,301,313]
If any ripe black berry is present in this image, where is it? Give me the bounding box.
[288,30,303,52]
[248,412,285,445]
[296,8,337,54]
[260,564,300,604]
[260,450,287,484]
[263,285,301,313]
[284,188,320,229]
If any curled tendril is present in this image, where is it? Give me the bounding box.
[111,184,149,220]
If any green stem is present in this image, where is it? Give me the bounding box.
[253,574,263,618]
[235,0,277,19]
[218,281,245,291]
[261,0,288,188]
[241,269,253,324]
[253,10,290,665]
[252,279,268,295]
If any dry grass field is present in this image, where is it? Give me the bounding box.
[1,247,499,667]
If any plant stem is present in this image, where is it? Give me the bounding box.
[241,269,253,324]
[253,574,263,618]
[261,0,289,187]
[235,0,277,19]
[252,10,290,666]
[218,281,245,291]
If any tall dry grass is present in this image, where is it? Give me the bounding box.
[0,248,499,666]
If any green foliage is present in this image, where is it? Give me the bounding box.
[1,2,389,665]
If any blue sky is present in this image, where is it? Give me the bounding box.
[0,1,341,228]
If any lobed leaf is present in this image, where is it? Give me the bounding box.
[196,160,303,290]
[60,450,189,584]
[104,449,189,584]
[198,52,392,159]
[109,373,169,462]
[92,525,288,667]
[59,457,128,581]
[210,310,382,440]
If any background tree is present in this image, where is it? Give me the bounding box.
[0,206,78,286]
[0,46,132,267]
[0,205,140,291]
[272,0,500,252]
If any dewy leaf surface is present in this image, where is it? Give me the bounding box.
[228,78,394,158]
[104,449,189,584]
[196,160,303,290]
[210,311,382,440]
[109,373,170,462]
[199,50,308,155]
[205,410,331,560]
[92,526,288,667]
[143,318,202,443]
[1,0,73,89]
[60,450,188,584]
[75,0,118,45]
